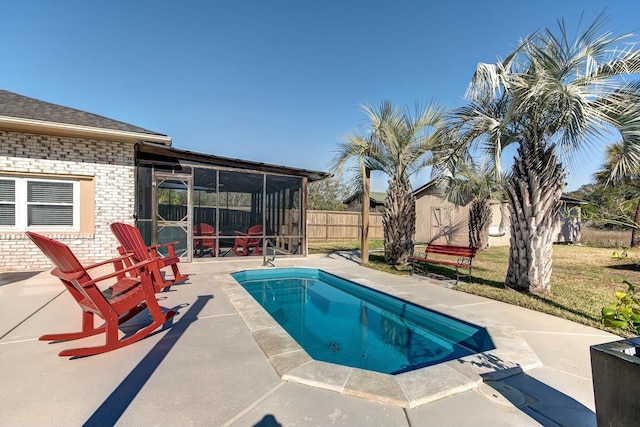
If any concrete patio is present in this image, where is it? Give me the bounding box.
[0,252,618,426]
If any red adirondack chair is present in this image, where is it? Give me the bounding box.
[110,222,188,292]
[232,225,263,256]
[193,223,217,257]
[26,232,177,358]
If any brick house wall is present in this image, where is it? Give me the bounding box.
[0,130,136,271]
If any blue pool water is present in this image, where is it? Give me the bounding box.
[231,268,494,375]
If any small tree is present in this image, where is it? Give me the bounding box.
[594,141,640,247]
[331,100,444,265]
[435,161,505,250]
[307,176,350,211]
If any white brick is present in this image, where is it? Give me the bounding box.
[0,130,135,271]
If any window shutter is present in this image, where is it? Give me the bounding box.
[0,179,15,226]
[27,181,73,226]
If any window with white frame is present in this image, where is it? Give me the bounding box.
[0,176,79,231]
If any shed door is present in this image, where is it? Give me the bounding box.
[431,207,453,244]
[152,173,193,261]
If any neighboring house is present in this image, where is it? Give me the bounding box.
[0,90,327,271]
[413,180,584,247]
[343,191,386,212]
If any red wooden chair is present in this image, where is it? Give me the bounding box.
[231,224,263,256]
[110,222,188,292]
[26,232,177,358]
[193,223,217,257]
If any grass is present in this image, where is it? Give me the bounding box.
[308,239,640,336]
[456,245,640,336]
[308,239,384,254]
[580,227,633,248]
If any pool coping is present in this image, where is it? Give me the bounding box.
[217,267,543,408]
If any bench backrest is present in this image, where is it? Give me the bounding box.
[427,244,477,258]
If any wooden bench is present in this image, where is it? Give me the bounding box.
[409,244,478,284]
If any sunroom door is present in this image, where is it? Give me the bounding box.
[153,173,192,262]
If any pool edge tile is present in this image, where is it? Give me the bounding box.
[269,349,313,377]
[282,360,352,394]
[237,309,280,331]
[343,369,410,407]
[396,363,480,407]
[252,327,302,359]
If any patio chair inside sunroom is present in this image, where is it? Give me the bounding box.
[133,145,312,262]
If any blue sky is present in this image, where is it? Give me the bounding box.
[2,1,639,192]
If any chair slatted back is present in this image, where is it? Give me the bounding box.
[195,223,215,234]
[26,232,95,306]
[247,225,263,244]
[194,223,216,249]
[110,222,150,263]
[26,232,86,276]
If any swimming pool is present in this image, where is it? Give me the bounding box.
[231,268,494,375]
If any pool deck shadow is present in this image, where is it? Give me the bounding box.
[220,268,542,408]
[0,252,619,426]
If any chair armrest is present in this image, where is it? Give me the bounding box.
[84,254,137,271]
[81,258,157,288]
[147,241,180,248]
[147,241,180,257]
[117,241,181,259]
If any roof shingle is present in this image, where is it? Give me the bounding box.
[0,89,166,137]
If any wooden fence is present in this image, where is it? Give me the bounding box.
[307,210,384,241]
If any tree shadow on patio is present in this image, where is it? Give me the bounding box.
[457,353,595,426]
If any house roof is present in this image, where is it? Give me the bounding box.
[0,89,171,144]
[559,195,587,205]
[343,191,387,205]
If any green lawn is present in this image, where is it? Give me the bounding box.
[308,241,640,336]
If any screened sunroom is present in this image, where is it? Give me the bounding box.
[134,143,328,262]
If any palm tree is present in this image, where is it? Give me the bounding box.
[438,13,640,293]
[594,141,640,247]
[331,100,444,265]
[435,161,505,250]
[330,130,374,265]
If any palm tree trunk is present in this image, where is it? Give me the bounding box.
[383,179,415,265]
[361,168,371,265]
[632,195,640,248]
[469,198,493,250]
[504,144,565,293]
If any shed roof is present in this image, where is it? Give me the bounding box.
[413,178,587,205]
